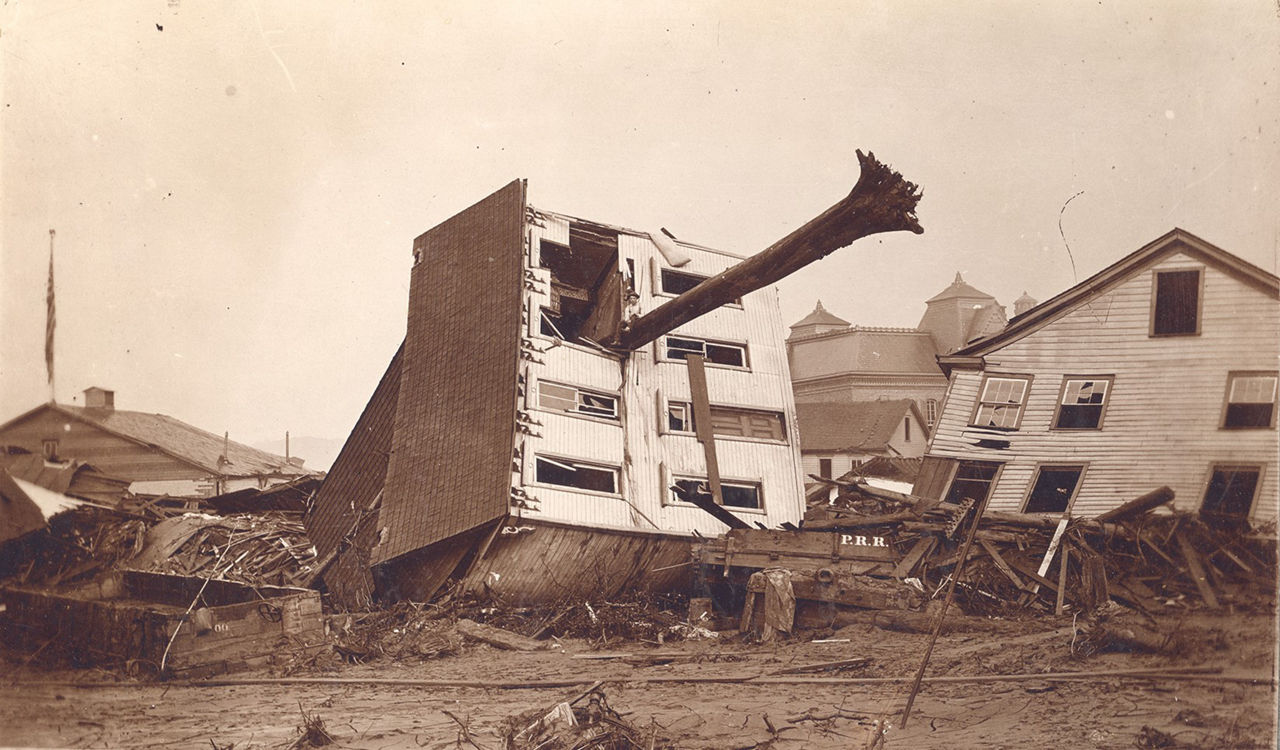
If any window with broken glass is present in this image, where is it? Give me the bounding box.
[534,456,619,494]
[972,375,1031,429]
[669,477,763,510]
[1053,377,1112,430]
[1222,372,1278,429]
[537,381,619,420]
[663,336,747,369]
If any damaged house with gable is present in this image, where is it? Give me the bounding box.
[915,229,1279,526]
[306,153,925,608]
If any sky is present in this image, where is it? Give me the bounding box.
[2,1,1277,467]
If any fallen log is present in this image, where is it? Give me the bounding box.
[613,151,922,349]
[456,619,545,651]
[1095,487,1175,523]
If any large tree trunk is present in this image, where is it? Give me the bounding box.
[612,150,923,350]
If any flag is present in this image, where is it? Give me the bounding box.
[45,229,55,386]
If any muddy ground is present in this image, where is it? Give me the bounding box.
[1,608,1275,749]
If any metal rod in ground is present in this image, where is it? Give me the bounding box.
[899,494,992,728]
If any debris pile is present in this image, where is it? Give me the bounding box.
[0,506,150,587]
[705,480,1278,629]
[504,683,674,750]
[134,513,319,587]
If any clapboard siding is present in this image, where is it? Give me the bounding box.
[0,410,208,481]
[926,245,1279,521]
[512,216,806,536]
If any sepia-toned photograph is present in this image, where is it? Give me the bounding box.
[1,2,1276,747]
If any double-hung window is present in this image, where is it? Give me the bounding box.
[1222,372,1278,429]
[1053,377,1113,430]
[663,336,748,369]
[537,381,619,420]
[1201,465,1262,524]
[972,375,1031,429]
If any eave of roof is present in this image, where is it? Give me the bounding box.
[948,228,1279,362]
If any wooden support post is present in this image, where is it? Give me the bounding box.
[687,354,724,506]
[1175,531,1220,609]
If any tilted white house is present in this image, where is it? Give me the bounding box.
[915,229,1278,525]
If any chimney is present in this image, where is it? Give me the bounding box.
[83,387,115,411]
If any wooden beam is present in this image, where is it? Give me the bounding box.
[978,538,1028,590]
[1094,486,1175,523]
[614,151,922,349]
[1055,543,1069,615]
[1175,531,1220,609]
[892,536,935,578]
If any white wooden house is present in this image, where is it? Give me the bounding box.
[915,229,1278,525]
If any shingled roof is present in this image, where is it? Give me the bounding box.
[0,402,311,479]
[795,399,920,453]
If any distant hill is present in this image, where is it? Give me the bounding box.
[250,436,343,473]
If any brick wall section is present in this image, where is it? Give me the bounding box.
[372,180,526,564]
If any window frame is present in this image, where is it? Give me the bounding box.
[1200,463,1265,522]
[1050,375,1115,431]
[925,398,939,429]
[658,334,750,370]
[659,396,787,444]
[651,261,743,307]
[1020,463,1087,514]
[665,472,766,514]
[968,373,1034,431]
[1220,371,1279,430]
[530,454,622,497]
[533,379,621,423]
[1148,267,1203,337]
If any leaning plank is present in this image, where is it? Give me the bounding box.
[455,618,545,651]
[892,536,935,578]
[1174,532,1220,609]
[978,539,1028,590]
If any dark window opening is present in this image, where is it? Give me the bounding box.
[672,478,762,509]
[41,439,58,461]
[1055,378,1111,429]
[1201,466,1260,525]
[1152,269,1200,336]
[819,458,833,479]
[664,336,747,368]
[1223,374,1277,429]
[660,268,706,295]
[943,461,1000,507]
[535,456,618,494]
[904,417,911,442]
[1024,466,1083,513]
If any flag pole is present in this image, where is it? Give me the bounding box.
[46,228,56,403]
